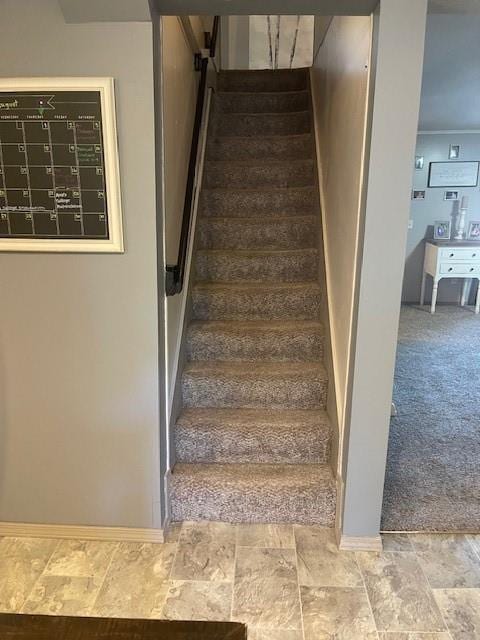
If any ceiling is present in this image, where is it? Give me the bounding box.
[153,0,480,15]
[58,0,480,20]
[419,13,480,130]
[153,0,378,16]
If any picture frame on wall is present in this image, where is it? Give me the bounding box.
[467,221,480,240]
[0,77,124,253]
[412,190,426,200]
[433,220,451,240]
[449,144,460,160]
[428,161,479,188]
[444,190,459,201]
[415,155,424,170]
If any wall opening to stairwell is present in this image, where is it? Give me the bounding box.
[159,11,341,527]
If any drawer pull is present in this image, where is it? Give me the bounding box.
[473,253,477,258]
[450,253,454,257]
[449,267,453,272]
[470,268,475,272]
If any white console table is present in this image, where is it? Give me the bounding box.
[421,241,480,314]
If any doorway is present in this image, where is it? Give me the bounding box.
[382,11,480,532]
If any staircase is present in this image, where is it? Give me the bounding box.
[169,68,336,526]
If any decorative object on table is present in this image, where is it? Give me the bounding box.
[467,221,480,240]
[433,220,451,240]
[412,190,426,200]
[428,161,479,188]
[455,195,469,240]
[421,241,480,314]
[449,144,460,159]
[415,155,424,170]
[444,190,459,201]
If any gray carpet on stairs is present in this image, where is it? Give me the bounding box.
[170,69,336,525]
[381,304,480,532]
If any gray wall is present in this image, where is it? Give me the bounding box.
[220,17,250,69]
[0,0,163,529]
[341,0,427,539]
[404,132,480,303]
[419,14,480,131]
[59,0,152,22]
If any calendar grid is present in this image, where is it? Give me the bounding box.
[46,118,61,236]
[0,137,11,235]
[0,90,110,240]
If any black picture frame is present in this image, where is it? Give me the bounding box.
[428,161,479,188]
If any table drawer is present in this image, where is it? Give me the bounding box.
[440,247,480,261]
[439,262,480,275]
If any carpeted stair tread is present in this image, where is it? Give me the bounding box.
[192,281,321,321]
[216,90,309,113]
[170,462,336,525]
[183,359,327,375]
[200,186,316,217]
[181,361,327,410]
[217,68,308,92]
[195,247,318,282]
[187,319,324,362]
[216,111,310,137]
[203,159,314,189]
[171,68,335,526]
[198,215,317,251]
[207,134,312,161]
[175,407,331,464]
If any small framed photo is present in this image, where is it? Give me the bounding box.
[449,144,460,160]
[415,156,424,170]
[467,221,480,240]
[412,190,426,200]
[434,220,452,240]
[444,190,459,201]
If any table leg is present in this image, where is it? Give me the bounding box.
[475,279,480,315]
[461,278,470,307]
[420,272,427,306]
[431,279,439,314]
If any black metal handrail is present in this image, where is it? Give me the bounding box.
[209,15,219,59]
[165,16,220,296]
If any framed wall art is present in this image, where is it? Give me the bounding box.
[0,77,123,252]
[428,161,479,188]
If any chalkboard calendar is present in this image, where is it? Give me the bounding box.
[0,78,123,252]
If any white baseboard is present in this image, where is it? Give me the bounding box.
[0,521,164,544]
[338,533,383,552]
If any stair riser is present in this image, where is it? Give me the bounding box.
[216,112,310,137]
[187,326,324,362]
[207,135,312,162]
[198,218,316,251]
[182,372,327,410]
[170,481,335,525]
[175,423,330,464]
[195,250,318,282]
[217,91,309,113]
[193,287,321,321]
[200,187,316,218]
[218,70,308,92]
[204,161,313,189]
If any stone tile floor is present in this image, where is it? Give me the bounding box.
[0,523,479,639]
